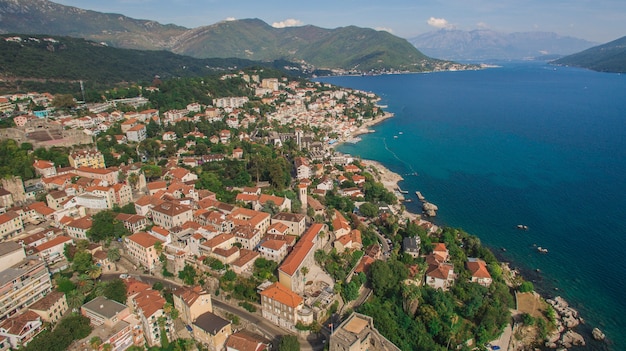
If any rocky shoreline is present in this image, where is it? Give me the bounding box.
[336,111,607,351]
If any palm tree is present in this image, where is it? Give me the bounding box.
[89,336,102,350]
[67,290,85,311]
[93,281,107,297]
[107,247,121,261]
[128,172,139,190]
[76,274,94,295]
[107,247,121,270]
[87,265,102,279]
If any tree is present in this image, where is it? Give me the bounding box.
[278,335,300,351]
[56,276,76,293]
[359,202,379,218]
[66,290,85,310]
[89,336,102,350]
[88,265,102,279]
[104,279,128,304]
[72,251,93,273]
[519,281,534,292]
[107,247,121,262]
[76,274,94,294]
[128,172,139,189]
[178,264,197,285]
[52,94,77,110]
[342,280,360,302]
[87,210,129,242]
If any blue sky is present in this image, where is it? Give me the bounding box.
[53,0,626,43]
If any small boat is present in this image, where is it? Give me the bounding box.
[398,132,403,135]
[404,199,413,203]
[516,224,528,230]
[393,135,398,139]
[537,247,548,253]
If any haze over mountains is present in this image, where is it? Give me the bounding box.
[0,0,450,73]
[1,0,623,73]
[409,29,597,60]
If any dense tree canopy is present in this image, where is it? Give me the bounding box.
[87,210,130,242]
[22,314,92,351]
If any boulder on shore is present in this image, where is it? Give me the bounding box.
[592,328,606,341]
[560,330,585,348]
[422,202,438,217]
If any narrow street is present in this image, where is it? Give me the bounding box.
[103,270,325,350]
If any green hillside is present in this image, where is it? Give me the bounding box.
[552,36,626,73]
[0,1,446,73]
[0,34,301,94]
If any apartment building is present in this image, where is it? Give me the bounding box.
[150,202,192,229]
[0,243,52,322]
[68,149,105,169]
[125,232,163,270]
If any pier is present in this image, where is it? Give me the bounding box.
[415,191,425,201]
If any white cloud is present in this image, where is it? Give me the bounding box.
[225,17,236,21]
[476,22,490,29]
[427,17,454,29]
[272,19,303,28]
[375,27,394,34]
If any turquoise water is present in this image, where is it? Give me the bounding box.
[318,62,626,350]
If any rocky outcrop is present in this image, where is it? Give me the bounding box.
[544,296,588,349]
[561,330,585,348]
[592,327,605,341]
[422,202,438,217]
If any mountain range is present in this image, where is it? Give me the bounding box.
[0,0,442,73]
[408,29,597,60]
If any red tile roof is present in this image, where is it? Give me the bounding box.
[278,223,323,276]
[127,231,163,248]
[259,282,302,308]
[467,258,492,279]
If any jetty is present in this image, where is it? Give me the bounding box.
[415,191,425,201]
[396,187,409,194]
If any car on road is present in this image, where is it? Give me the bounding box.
[119,274,129,279]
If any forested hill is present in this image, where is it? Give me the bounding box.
[552,35,626,73]
[0,34,301,94]
[0,0,446,73]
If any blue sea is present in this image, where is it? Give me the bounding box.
[317,62,626,350]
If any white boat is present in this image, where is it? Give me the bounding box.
[516,224,529,230]
[537,247,548,253]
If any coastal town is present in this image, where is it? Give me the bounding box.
[0,69,600,351]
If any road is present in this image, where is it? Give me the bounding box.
[102,272,325,350]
